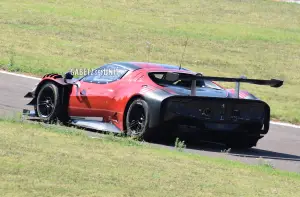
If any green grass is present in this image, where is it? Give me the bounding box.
[0,0,300,123]
[0,119,300,197]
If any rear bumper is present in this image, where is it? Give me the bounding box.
[162,117,266,135]
[161,119,265,145]
[159,96,270,135]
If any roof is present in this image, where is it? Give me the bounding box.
[112,61,191,71]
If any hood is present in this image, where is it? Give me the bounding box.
[163,84,229,98]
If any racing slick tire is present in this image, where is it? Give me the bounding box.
[35,82,69,124]
[225,135,260,150]
[125,98,154,141]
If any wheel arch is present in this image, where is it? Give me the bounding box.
[34,79,72,122]
[31,78,72,106]
[121,88,171,131]
[122,94,145,131]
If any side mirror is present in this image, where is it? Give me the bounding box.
[165,72,179,82]
[64,71,73,80]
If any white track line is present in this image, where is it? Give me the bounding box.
[0,70,41,80]
[1,70,299,129]
[270,121,300,129]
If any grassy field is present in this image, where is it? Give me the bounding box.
[0,119,300,197]
[0,0,300,123]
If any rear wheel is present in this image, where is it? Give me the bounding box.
[36,82,68,123]
[125,98,153,141]
[225,136,260,150]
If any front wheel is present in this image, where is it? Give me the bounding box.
[125,98,153,141]
[36,82,68,123]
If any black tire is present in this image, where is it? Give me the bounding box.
[35,82,68,123]
[125,98,153,141]
[225,136,259,150]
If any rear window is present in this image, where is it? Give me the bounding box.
[148,72,222,90]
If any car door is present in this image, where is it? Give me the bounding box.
[68,64,129,120]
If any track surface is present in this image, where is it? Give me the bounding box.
[1,71,299,173]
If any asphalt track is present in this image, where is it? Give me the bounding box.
[0,71,299,173]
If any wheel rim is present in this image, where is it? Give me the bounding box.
[37,86,55,118]
[128,104,146,136]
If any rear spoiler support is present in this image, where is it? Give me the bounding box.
[234,75,247,98]
[191,79,196,96]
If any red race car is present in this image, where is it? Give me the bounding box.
[23,62,283,149]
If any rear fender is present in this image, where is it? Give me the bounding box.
[122,88,172,130]
[226,89,258,100]
[142,89,173,128]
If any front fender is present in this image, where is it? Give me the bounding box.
[24,73,74,105]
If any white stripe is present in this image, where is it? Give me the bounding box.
[1,70,299,129]
[270,121,300,129]
[70,116,104,121]
[0,70,41,80]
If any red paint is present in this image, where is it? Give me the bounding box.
[226,88,250,99]
[67,69,149,130]
[67,66,197,130]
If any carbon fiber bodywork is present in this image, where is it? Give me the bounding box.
[161,96,269,134]
[142,88,269,137]
[142,88,172,128]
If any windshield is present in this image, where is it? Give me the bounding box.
[148,72,223,90]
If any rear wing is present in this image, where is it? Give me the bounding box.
[196,76,283,88]
[197,75,283,98]
[165,72,284,98]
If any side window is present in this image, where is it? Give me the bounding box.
[82,64,128,84]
